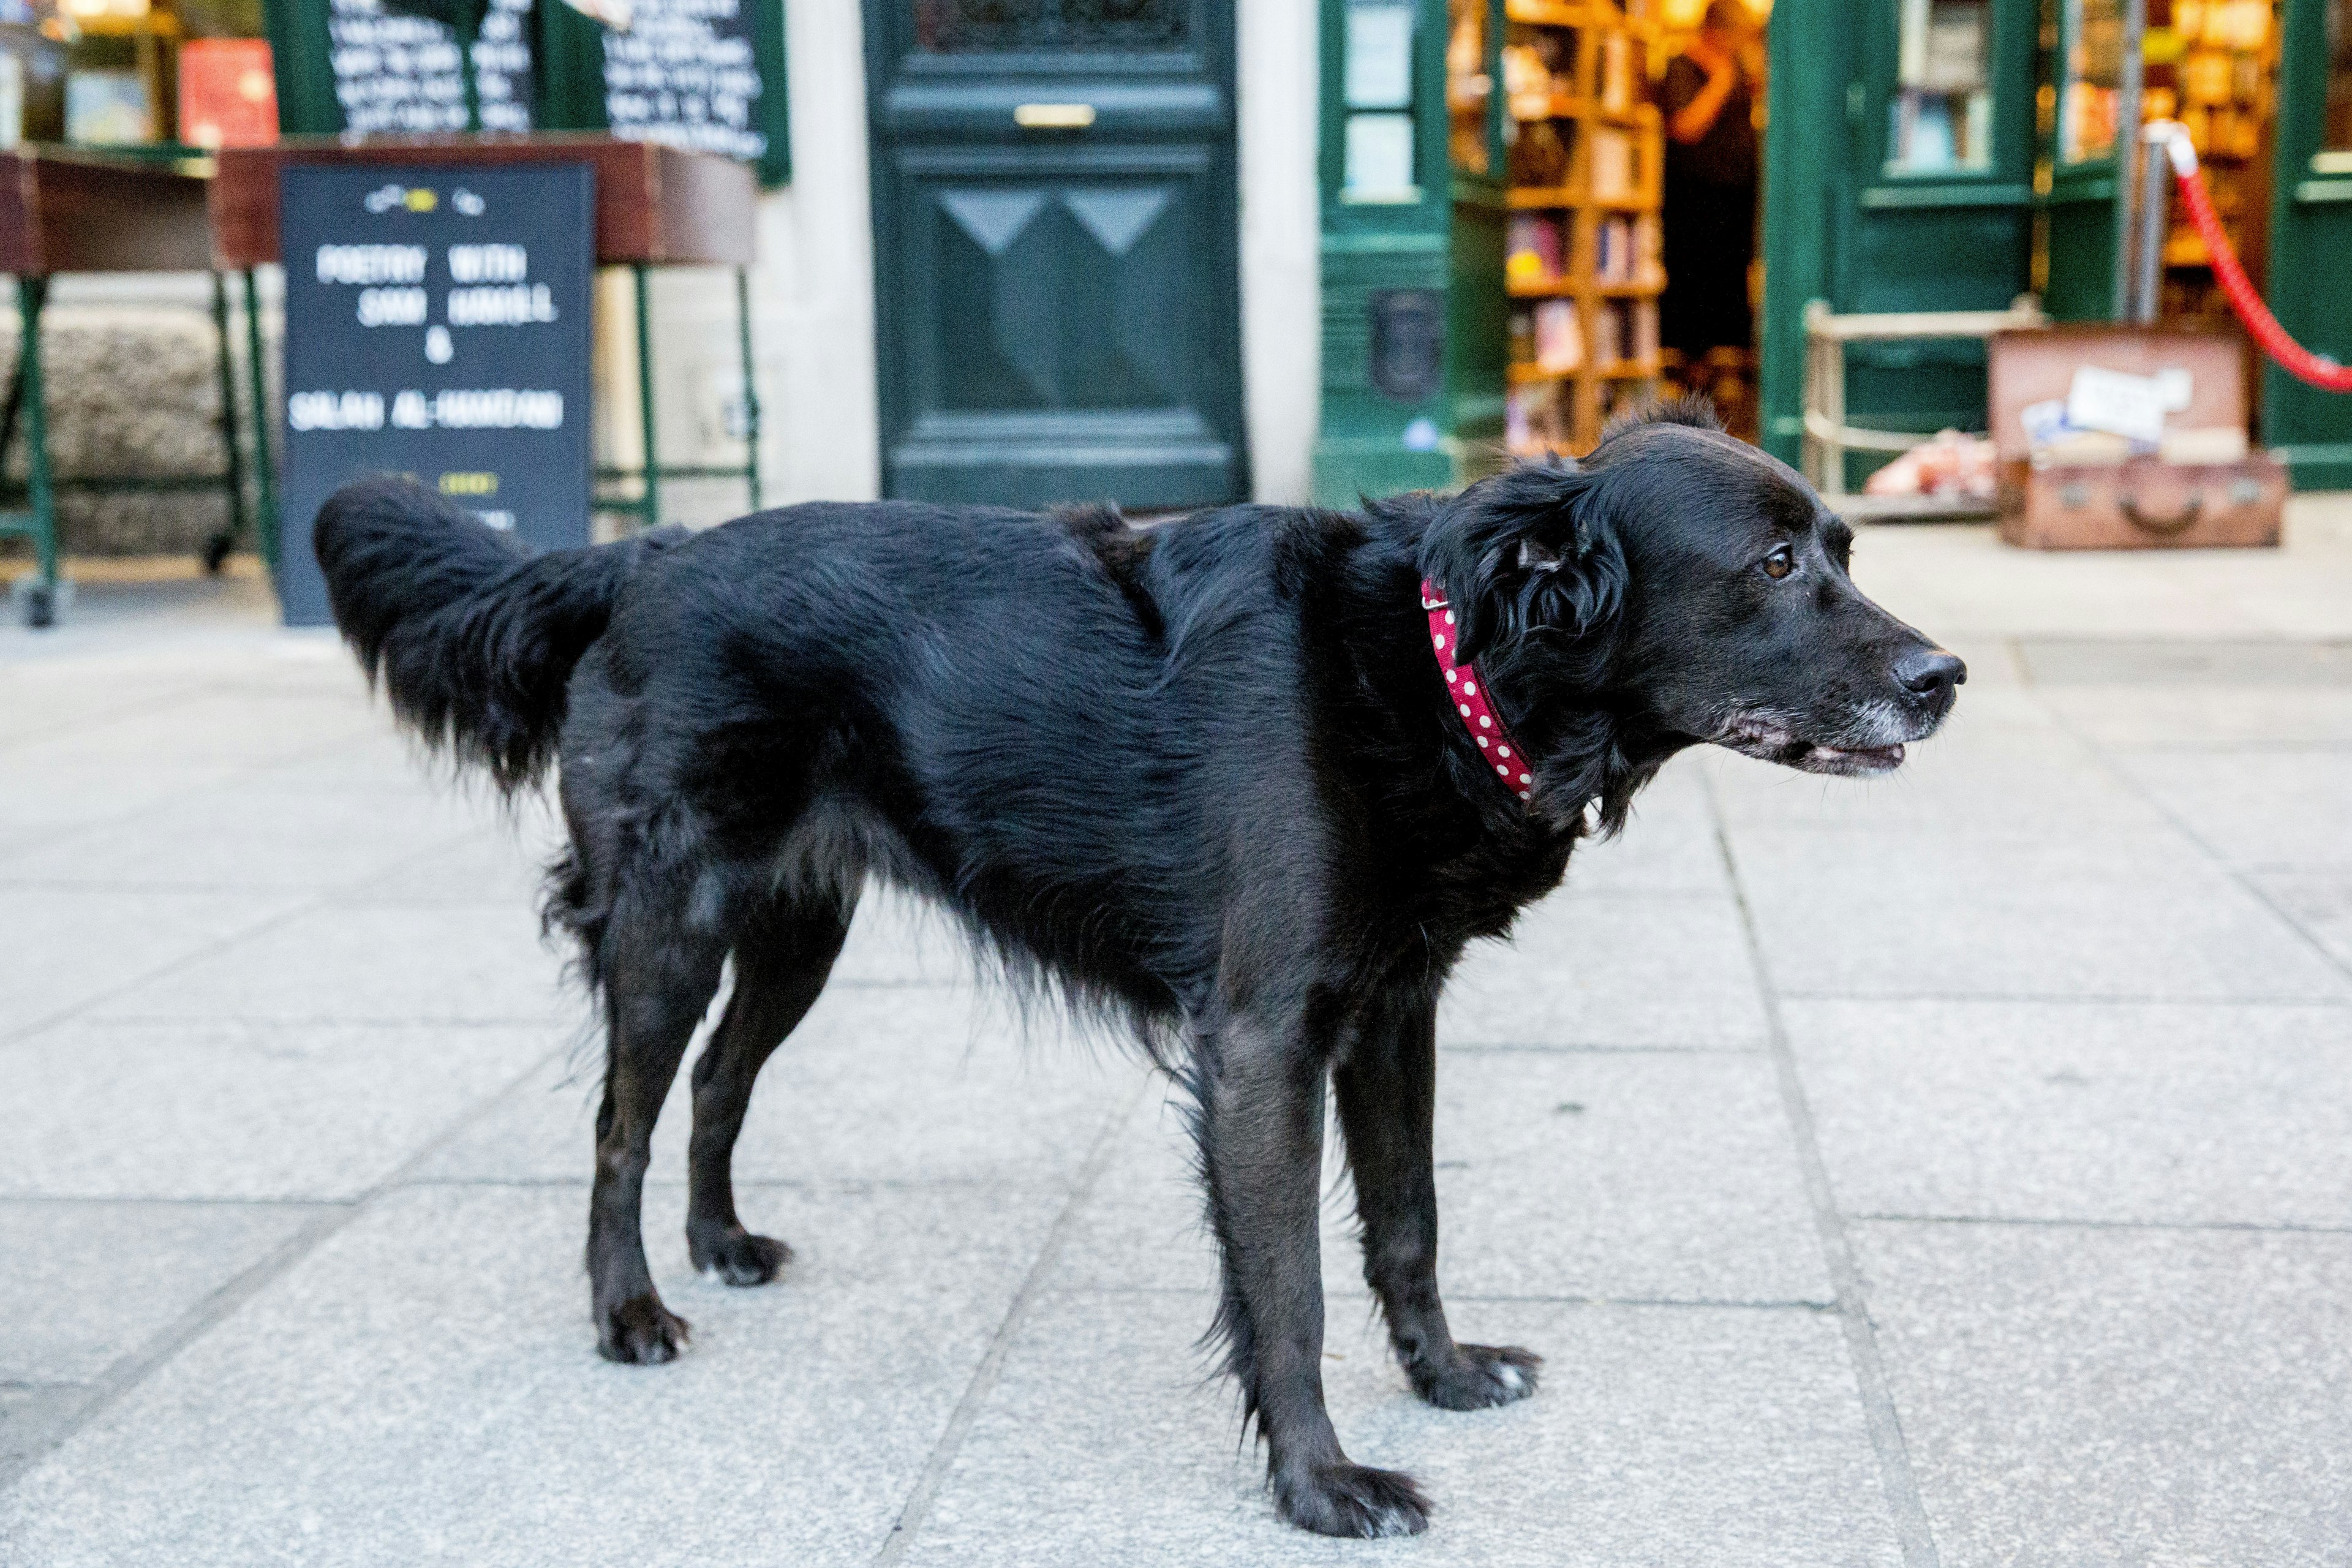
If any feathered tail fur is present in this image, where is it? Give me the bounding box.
[312,477,683,794]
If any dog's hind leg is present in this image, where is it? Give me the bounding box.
[588,882,730,1365]
[1334,989,1540,1411]
[685,893,853,1285]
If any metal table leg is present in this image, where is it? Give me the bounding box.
[736,265,761,513]
[205,270,250,573]
[633,262,660,532]
[241,268,279,569]
[15,276,58,627]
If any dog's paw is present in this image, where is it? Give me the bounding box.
[1273,1461,1430,1539]
[690,1226,794,1287]
[1412,1342,1542,1411]
[597,1293,690,1365]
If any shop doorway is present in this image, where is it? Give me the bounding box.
[1757,0,2351,488]
[860,1,1248,508]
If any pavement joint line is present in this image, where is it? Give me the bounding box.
[1048,1286,1845,1310]
[1774,989,2352,1006]
[0,1194,356,1208]
[0,1037,571,1496]
[0,816,561,1054]
[0,680,209,757]
[1438,1040,1765,1055]
[1851,1211,2352,1236]
[872,1074,1152,1566]
[1704,770,1943,1568]
[0,715,399,873]
[2030,688,2352,993]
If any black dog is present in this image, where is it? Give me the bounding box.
[314,401,1960,1539]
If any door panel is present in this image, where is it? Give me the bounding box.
[864,0,1245,507]
[2264,0,2352,486]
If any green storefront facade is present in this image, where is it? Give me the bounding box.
[1315,0,2352,501]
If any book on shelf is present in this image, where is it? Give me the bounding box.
[1533,299,1582,374]
[1589,127,1636,202]
[1506,213,1565,284]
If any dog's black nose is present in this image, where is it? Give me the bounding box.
[1896,647,1967,703]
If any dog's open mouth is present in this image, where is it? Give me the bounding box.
[1715,717,1907,777]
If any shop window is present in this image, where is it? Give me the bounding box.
[1343,0,1419,201]
[2060,0,2125,163]
[0,0,277,148]
[1886,0,1993,174]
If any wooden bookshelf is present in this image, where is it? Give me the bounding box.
[1499,0,1665,456]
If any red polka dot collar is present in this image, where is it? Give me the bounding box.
[1422,579,1536,804]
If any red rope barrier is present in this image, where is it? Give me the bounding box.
[2152,123,2352,393]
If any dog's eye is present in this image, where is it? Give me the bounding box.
[1761,545,1795,581]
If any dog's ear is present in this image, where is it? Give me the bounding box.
[1420,464,1626,667]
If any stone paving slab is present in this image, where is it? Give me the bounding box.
[2250,869,2352,970]
[0,1182,1068,1568]
[1789,998,2352,1227]
[0,1019,557,1201]
[419,982,1143,1192]
[1439,894,1770,1049]
[0,1200,320,1383]
[0,786,492,892]
[1700,693,2171,836]
[2106,748,2352,871]
[1855,1221,2352,1568]
[85,900,581,1028]
[1725,824,2352,1003]
[1055,1050,1830,1306]
[898,1289,1901,1567]
[0,886,306,1041]
[2031,682,2352,748]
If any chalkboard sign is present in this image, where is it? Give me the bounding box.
[276,161,595,627]
[537,0,791,186]
[262,0,791,186]
[263,0,538,135]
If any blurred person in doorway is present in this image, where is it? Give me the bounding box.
[1660,0,1760,394]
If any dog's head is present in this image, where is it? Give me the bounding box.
[1420,401,1962,797]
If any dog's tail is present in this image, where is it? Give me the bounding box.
[314,477,684,796]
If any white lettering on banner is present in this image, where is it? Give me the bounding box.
[356,287,429,326]
[448,243,529,283]
[286,390,386,431]
[315,244,429,285]
[447,284,559,326]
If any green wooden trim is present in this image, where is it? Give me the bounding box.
[1858,181,2035,209]
[262,0,342,135]
[2262,0,2352,464]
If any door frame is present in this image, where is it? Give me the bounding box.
[2264,0,2352,488]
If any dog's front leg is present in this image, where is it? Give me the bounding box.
[1198,1011,1429,1538]
[1334,990,1542,1409]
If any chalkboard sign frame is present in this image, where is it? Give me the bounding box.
[258,0,791,187]
[273,159,597,626]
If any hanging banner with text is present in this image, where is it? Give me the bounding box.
[276,160,594,627]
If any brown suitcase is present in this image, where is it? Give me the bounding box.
[1988,325,2285,550]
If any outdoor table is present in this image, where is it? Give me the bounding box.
[1,148,253,627]
[209,133,761,555]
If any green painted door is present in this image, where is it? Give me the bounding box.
[862,1,1246,508]
[1759,0,2037,477]
[2040,0,2136,321]
[2264,0,2352,488]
